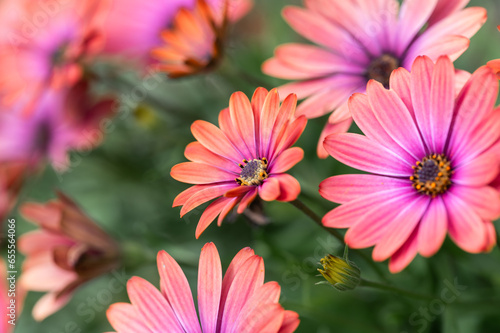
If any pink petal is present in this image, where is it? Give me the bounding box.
[219,255,265,333]
[236,187,258,214]
[278,76,347,100]
[18,230,73,255]
[395,0,437,56]
[229,91,257,159]
[20,255,77,291]
[324,133,413,177]
[262,58,318,80]
[319,174,410,204]
[32,292,72,322]
[388,228,419,273]
[367,80,427,159]
[444,188,488,253]
[349,92,415,163]
[452,153,499,187]
[274,43,365,75]
[219,108,255,162]
[171,162,235,184]
[282,6,368,64]
[317,118,352,159]
[449,185,500,221]
[157,251,202,333]
[180,183,235,216]
[294,77,366,119]
[389,67,415,119]
[417,196,448,257]
[323,187,411,229]
[372,194,429,261]
[196,197,234,238]
[267,93,298,158]
[259,177,281,201]
[251,88,268,147]
[107,303,152,333]
[185,142,240,173]
[409,56,434,147]
[232,281,282,332]
[191,120,243,161]
[428,56,455,153]
[483,222,497,252]
[428,0,469,25]
[270,147,303,174]
[237,303,285,333]
[259,89,280,158]
[279,311,300,333]
[404,35,469,68]
[20,202,61,230]
[344,188,419,248]
[127,277,185,332]
[273,174,301,202]
[198,243,222,333]
[270,116,307,161]
[217,197,240,226]
[225,186,252,198]
[216,247,256,330]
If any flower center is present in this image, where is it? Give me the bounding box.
[367,54,400,88]
[236,158,268,186]
[410,154,452,197]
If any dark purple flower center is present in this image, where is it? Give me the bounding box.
[236,158,268,186]
[411,154,452,197]
[367,54,400,88]
[34,120,53,154]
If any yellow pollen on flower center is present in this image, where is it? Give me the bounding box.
[410,154,452,197]
[236,158,268,186]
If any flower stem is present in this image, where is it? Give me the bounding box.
[290,199,390,284]
[360,279,434,301]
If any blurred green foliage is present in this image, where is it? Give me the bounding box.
[10,0,500,332]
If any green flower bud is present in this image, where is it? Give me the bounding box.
[317,247,360,291]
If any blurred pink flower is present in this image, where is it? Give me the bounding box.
[107,242,299,333]
[320,56,500,273]
[171,88,306,238]
[18,192,120,321]
[0,0,111,105]
[104,0,252,68]
[262,0,486,157]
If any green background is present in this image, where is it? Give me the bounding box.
[9,0,500,332]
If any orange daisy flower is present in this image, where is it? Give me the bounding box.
[152,0,252,78]
[171,88,306,238]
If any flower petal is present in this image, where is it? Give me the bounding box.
[196,197,235,238]
[33,292,72,322]
[198,243,222,333]
[324,133,413,177]
[185,142,240,173]
[259,177,281,201]
[449,185,500,221]
[171,162,235,184]
[278,311,300,333]
[452,153,500,187]
[127,277,185,332]
[273,174,301,202]
[319,174,410,204]
[388,228,419,273]
[180,183,236,217]
[317,118,352,159]
[191,120,243,161]
[444,188,488,253]
[417,196,448,257]
[270,147,303,174]
[229,91,257,159]
[107,303,152,333]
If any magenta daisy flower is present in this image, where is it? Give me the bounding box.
[262,0,486,157]
[171,88,306,238]
[106,242,300,332]
[319,56,500,273]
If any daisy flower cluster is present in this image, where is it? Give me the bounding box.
[0,0,499,332]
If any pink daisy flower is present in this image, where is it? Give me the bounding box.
[106,242,300,333]
[0,86,112,171]
[262,0,486,157]
[19,192,120,321]
[171,88,306,238]
[103,0,252,68]
[319,56,500,273]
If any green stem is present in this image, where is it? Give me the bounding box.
[290,199,390,284]
[360,279,434,301]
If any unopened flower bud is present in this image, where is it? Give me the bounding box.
[317,247,360,291]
